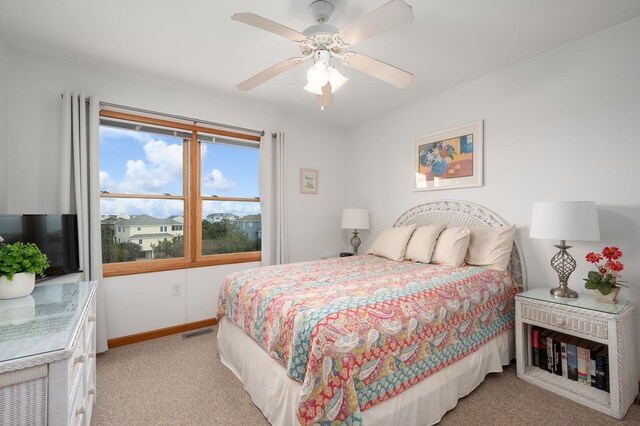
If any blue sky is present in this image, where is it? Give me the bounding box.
[99,126,260,218]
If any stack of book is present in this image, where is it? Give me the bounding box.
[530,326,609,392]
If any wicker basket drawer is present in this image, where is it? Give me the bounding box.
[0,366,48,426]
[520,303,609,340]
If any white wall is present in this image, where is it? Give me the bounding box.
[347,18,640,369]
[0,36,8,213]
[4,49,348,339]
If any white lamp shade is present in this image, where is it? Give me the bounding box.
[303,83,323,95]
[304,67,348,95]
[306,62,329,87]
[328,67,348,92]
[530,201,600,241]
[341,209,370,230]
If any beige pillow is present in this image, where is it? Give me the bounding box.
[367,224,417,261]
[431,227,471,267]
[465,225,516,271]
[404,224,447,263]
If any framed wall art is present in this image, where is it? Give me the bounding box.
[413,121,484,191]
[300,168,318,194]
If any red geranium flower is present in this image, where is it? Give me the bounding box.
[602,246,622,260]
[607,261,624,272]
[585,252,602,263]
[599,267,607,275]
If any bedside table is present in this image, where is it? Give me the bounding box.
[515,288,637,419]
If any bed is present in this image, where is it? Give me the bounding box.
[217,200,526,425]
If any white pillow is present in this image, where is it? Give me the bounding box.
[431,227,471,267]
[465,225,516,271]
[404,224,447,263]
[367,224,417,261]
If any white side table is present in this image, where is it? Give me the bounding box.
[0,281,97,425]
[515,288,637,419]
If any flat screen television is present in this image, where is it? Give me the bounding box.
[0,214,80,279]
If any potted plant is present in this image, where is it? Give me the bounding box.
[0,241,49,299]
[583,246,625,303]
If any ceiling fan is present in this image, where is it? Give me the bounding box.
[232,0,414,110]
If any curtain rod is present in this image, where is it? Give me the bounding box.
[100,101,265,137]
[61,93,264,136]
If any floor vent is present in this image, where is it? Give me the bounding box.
[182,328,214,339]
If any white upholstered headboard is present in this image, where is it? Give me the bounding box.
[394,200,527,290]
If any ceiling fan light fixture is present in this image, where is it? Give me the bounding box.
[327,67,348,92]
[306,61,329,87]
[303,82,323,95]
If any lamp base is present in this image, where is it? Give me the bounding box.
[550,285,579,298]
[350,230,361,255]
[549,240,579,298]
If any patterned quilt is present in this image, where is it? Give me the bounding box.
[217,255,517,425]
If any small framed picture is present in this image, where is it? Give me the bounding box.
[300,168,318,194]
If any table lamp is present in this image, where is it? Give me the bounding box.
[530,201,600,298]
[341,209,370,255]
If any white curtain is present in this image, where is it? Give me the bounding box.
[59,91,108,353]
[258,132,288,265]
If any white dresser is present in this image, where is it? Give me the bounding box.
[0,281,97,426]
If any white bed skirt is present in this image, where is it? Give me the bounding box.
[217,316,515,426]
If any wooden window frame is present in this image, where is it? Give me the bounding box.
[100,110,261,278]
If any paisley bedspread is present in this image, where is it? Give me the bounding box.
[217,255,517,425]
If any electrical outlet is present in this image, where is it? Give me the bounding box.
[172,283,183,296]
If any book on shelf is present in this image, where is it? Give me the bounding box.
[565,336,580,381]
[577,340,591,385]
[553,334,563,376]
[531,327,540,367]
[560,339,568,378]
[595,347,608,391]
[539,329,553,373]
[588,342,604,388]
[547,332,556,373]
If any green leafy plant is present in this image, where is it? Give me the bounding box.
[0,242,50,281]
[583,247,625,295]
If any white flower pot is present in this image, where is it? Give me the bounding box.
[0,272,36,299]
[592,286,621,304]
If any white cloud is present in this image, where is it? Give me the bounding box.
[100,139,183,195]
[100,198,183,218]
[99,171,115,190]
[202,200,261,218]
[202,168,235,192]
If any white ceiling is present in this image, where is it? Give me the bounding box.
[1,0,639,128]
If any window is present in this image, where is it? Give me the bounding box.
[99,109,261,277]
[200,134,260,257]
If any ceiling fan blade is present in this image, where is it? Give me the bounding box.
[237,58,302,91]
[342,52,413,88]
[316,83,334,109]
[337,0,413,46]
[232,13,307,42]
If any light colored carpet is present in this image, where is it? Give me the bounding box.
[93,327,640,425]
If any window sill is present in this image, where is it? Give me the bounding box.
[102,252,261,278]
